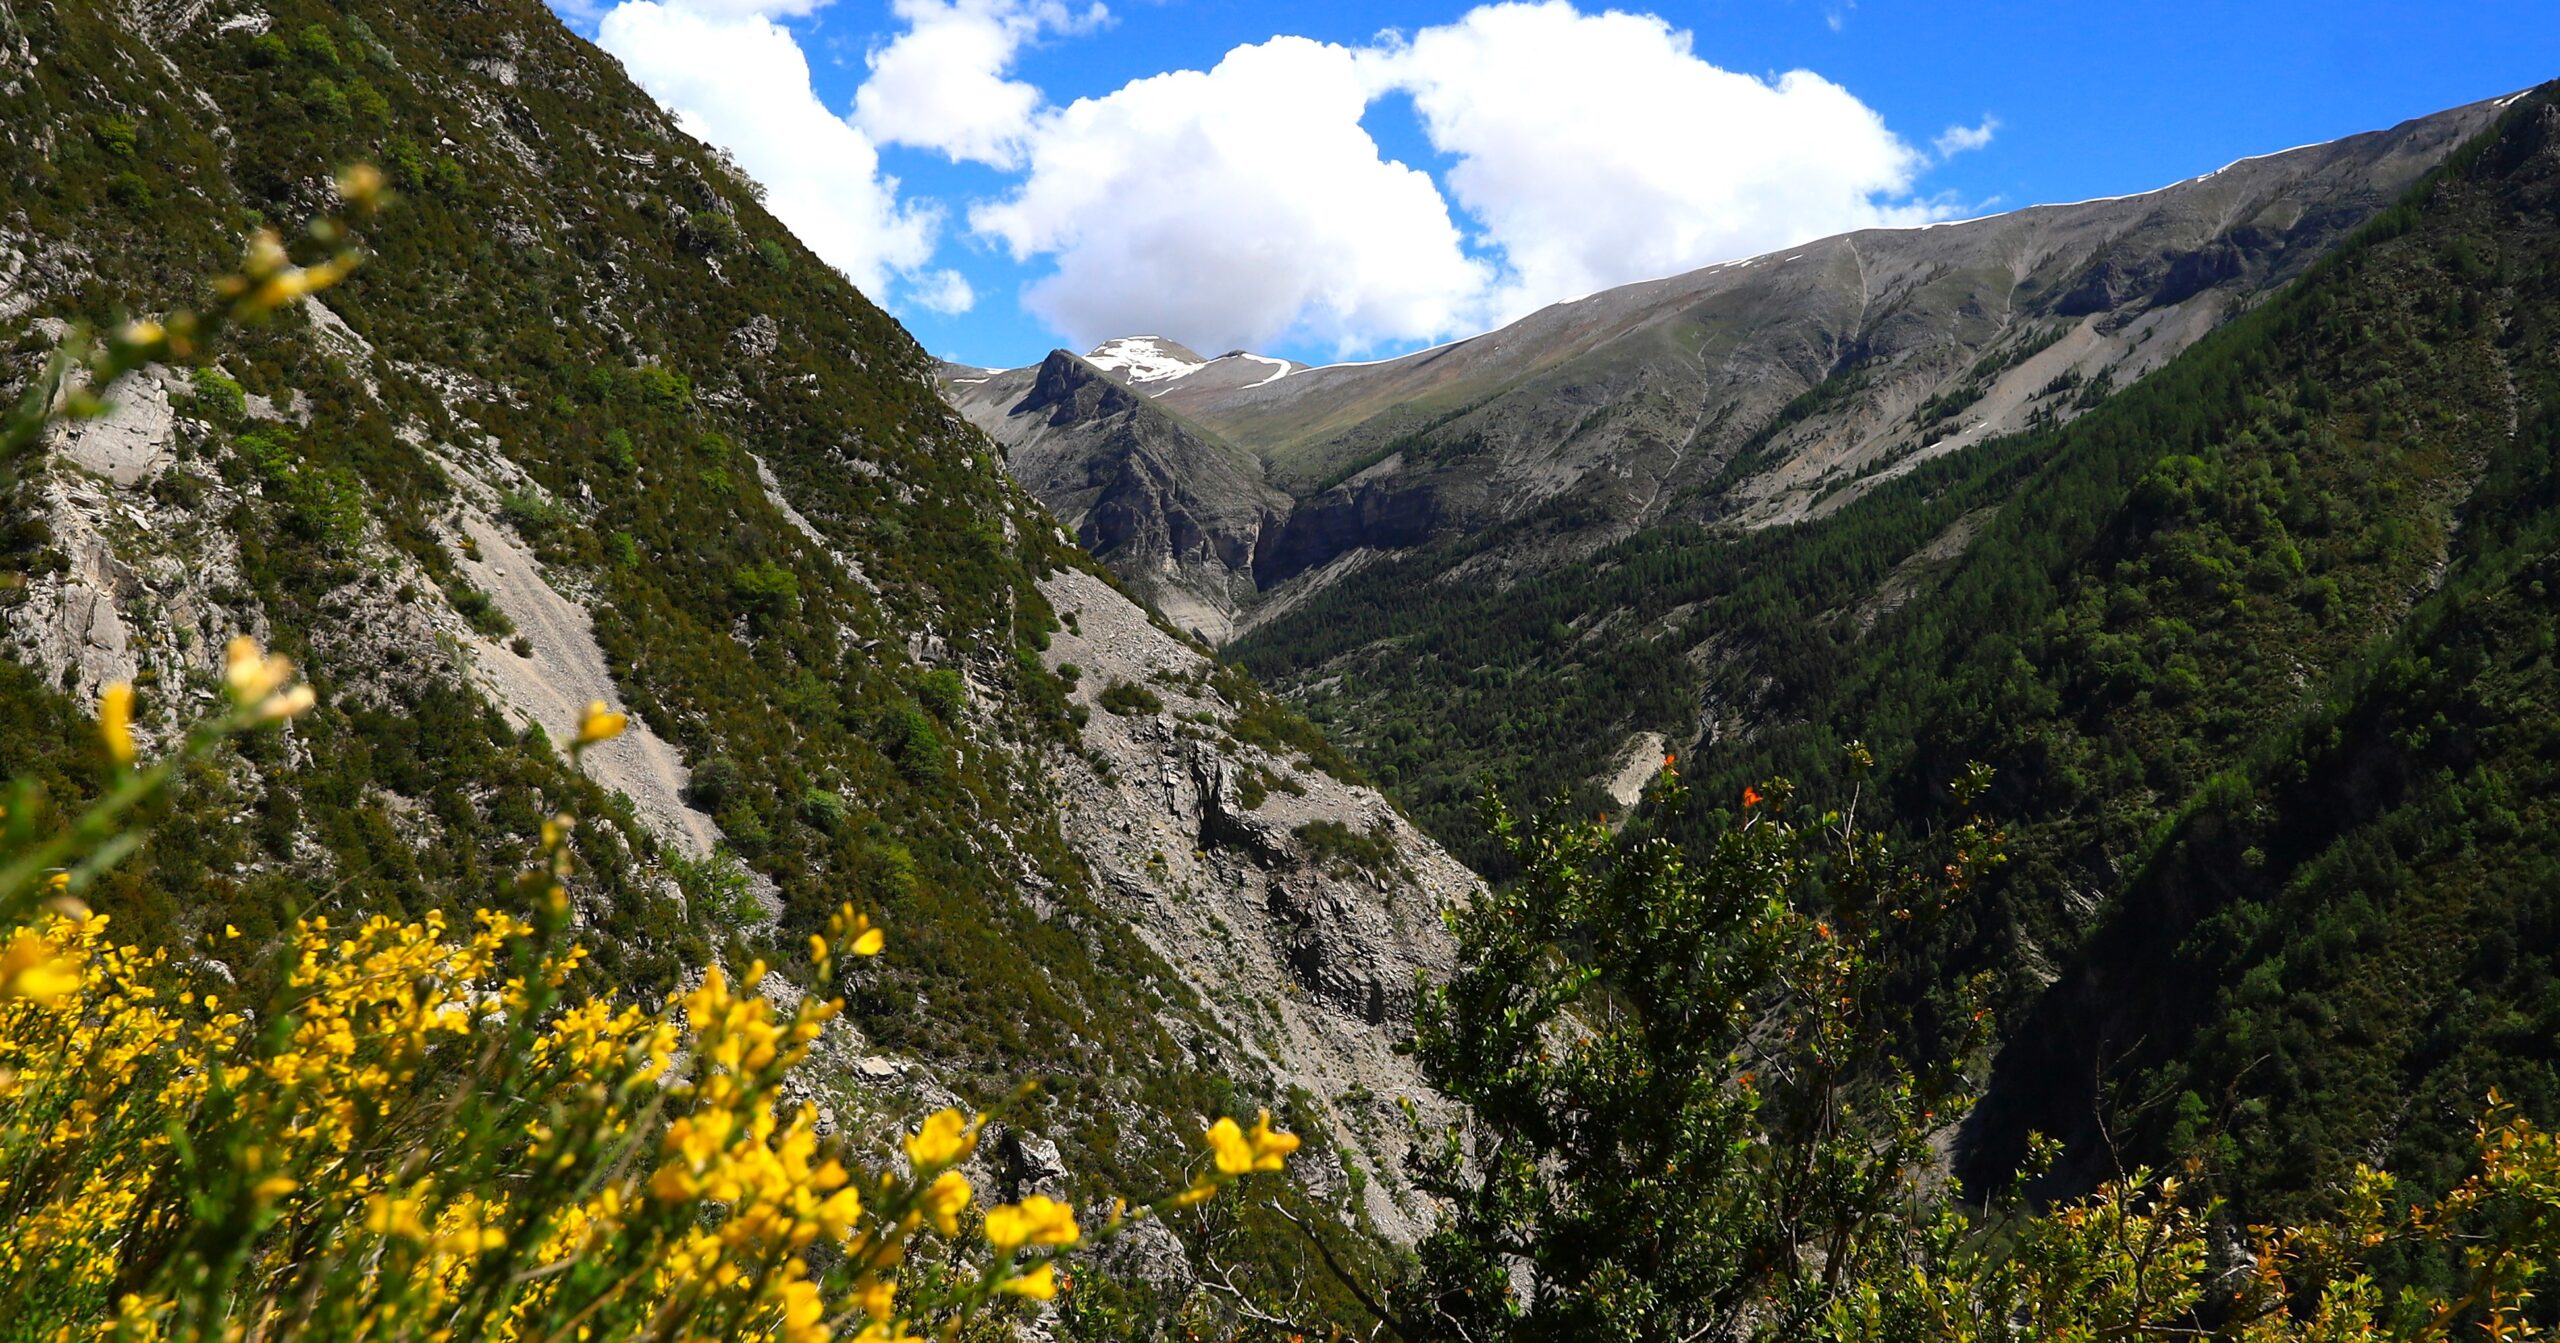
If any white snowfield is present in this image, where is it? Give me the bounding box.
[1083,335,1207,384]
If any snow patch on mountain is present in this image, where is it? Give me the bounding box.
[1085,335,1208,384]
[1236,352,1295,388]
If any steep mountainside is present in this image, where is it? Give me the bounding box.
[0,0,1472,1297]
[950,94,2512,640]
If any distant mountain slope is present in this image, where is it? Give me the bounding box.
[0,0,1473,1296]
[1263,82,2560,1227]
[949,92,2515,640]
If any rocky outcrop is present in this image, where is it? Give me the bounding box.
[1250,470,1445,589]
[426,444,727,865]
[1037,567,1474,1244]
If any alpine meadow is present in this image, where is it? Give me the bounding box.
[4,1,2560,1340]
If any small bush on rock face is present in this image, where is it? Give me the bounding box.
[1098,680,1162,717]
[445,584,513,638]
[188,367,246,422]
[677,208,740,256]
[687,753,744,810]
[799,787,848,833]
[500,489,569,534]
[301,75,349,121]
[882,704,945,784]
[295,22,342,69]
[918,668,967,722]
[91,118,138,158]
[730,560,798,618]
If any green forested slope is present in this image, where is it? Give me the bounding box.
[1245,84,2560,1224]
[1690,90,2560,1223]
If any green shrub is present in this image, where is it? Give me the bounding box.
[677,209,740,256]
[91,118,137,158]
[798,788,848,834]
[1098,680,1162,717]
[295,22,343,69]
[668,843,758,924]
[385,137,428,190]
[445,584,513,638]
[592,364,691,411]
[499,489,570,534]
[232,426,295,478]
[1293,818,1400,877]
[917,669,967,722]
[729,561,798,617]
[187,367,246,422]
[881,704,944,784]
[346,79,391,123]
[301,76,349,122]
[687,755,745,810]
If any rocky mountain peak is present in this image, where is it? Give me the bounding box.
[1023,347,1144,424]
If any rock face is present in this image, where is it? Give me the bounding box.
[50,365,181,486]
[1037,567,1473,1243]
[426,444,726,864]
[944,93,2515,636]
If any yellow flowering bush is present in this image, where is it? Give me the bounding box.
[0,665,1299,1341]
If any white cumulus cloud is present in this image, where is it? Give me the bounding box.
[909,267,979,314]
[581,0,1961,357]
[594,0,953,309]
[965,1,1956,354]
[852,0,1105,169]
[1934,115,1999,157]
[1384,1,1942,326]
[970,35,1490,357]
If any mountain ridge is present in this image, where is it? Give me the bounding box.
[948,90,2518,638]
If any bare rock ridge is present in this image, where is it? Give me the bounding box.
[942,91,2517,638]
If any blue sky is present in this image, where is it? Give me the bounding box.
[555,0,2560,371]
